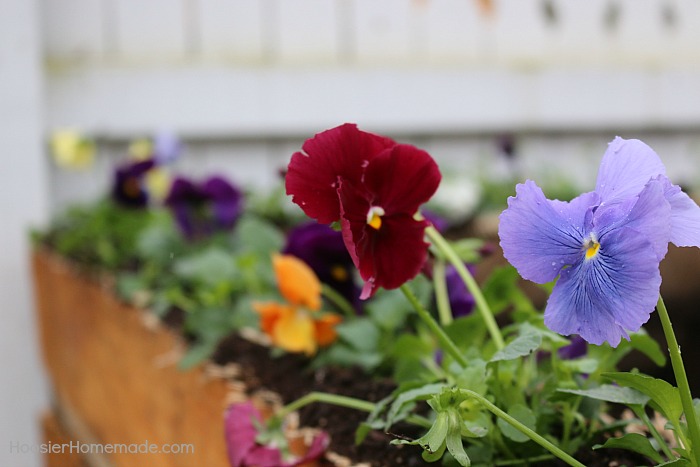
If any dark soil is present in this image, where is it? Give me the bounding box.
[211,334,430,466]
[210,334,663,467]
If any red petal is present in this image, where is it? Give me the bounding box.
[364,144,441,215]
[359,215,431,298]
[285,124,395,224]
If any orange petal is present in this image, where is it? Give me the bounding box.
[272,309,317,355]
[314,314,342,347]
[273,254,321,310]
[253,302,288,336]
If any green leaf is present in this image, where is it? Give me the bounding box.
[446,411,471,466]
[559,385,650,405]
[115,273,148,302]
[559,357,599,374]
[173,248,239,286]
[386,383,447,428]
[629,333,666,367]
[233,215,284,255]
[178,340,218,370]
[336,319,380,352]
[392,411,448,454]
[603,372,683,423]
[592,433,664,464]
[656,458,691,466]
[489,328,542,363]
[496,404,537,443]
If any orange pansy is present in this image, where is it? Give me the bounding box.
[254,255,341,355]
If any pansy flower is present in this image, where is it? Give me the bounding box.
[224,401,329,467]
[445,264,476,318]
[286,123,441,298]
[112,158,157,208]
[50,129,96,169]
[254,255,341,355]
[283,222,360,312]
[499,137,700,346]
[164,175,243,240]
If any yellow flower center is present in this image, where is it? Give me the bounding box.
[583,235,601,260]
[366,206,385,230]
[331,265,348,282]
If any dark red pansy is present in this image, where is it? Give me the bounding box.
[286,124,441,298]
[286,123,395,224]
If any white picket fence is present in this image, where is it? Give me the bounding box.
[38,0,700,208]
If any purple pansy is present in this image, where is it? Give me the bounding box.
[112,159,156,208]
[499,137,700,347]
[224,402,330,467]
[557,335,587,360]
[152,130,182,164]
[164,175,243,239]
[283,222,361,312]
[445,264,476,318]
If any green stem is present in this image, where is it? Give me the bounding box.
[425,226,505,350]
[458,389,585,467]
[400,284,469,368]
[631,406,675,460]
[656,295,700,466]
[433,259,453,326]
[277,392,375,420]
[275,391,432,429]
[321,284,356,318]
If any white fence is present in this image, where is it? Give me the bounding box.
[38,0,700,208]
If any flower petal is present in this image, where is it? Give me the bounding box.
[224,402,275,467]
[202,176,244,229]
[314,314,342,347]
[272,309,317,355]
[659,176,700,248]
[499,180,590,284]
[595,137,666,204]
[273,254,322,310]
[363,144,442,215]
[544,227,661,347]
[594,178,672,261]
[253,302,287,337]
[286,123,395,224]
[338,179,430,298]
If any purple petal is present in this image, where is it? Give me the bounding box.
[594,178,672,261]
[557,335,587,360]
[544,227,661,347]
[153,130,182,164]
[284,222,360,311]
[445,264,475,317]
[595,137,666,205]
[499,180,590,284]
[203,176,244,229]
[224,402,262,467]
[659,176,700,248]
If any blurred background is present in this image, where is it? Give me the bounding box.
[3,0,700,465]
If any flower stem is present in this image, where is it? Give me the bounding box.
[275,391,432,429]
[656,295,700,466]
[631,406,675,460]
[321,284,356,318]
[400,284,469,368]
[424,226,505,350]
[277,392,375,420]
[457,389,585,467]
[433,259,453,326]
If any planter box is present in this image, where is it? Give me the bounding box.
[33,250,333,467]
[34,250,234,466]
